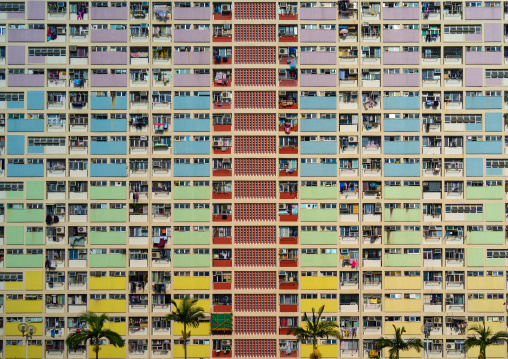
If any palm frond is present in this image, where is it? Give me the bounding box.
[101,329,125,347]
[66,331,93,350]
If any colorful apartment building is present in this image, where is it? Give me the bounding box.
[0,0,508,358]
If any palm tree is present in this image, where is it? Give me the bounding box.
[165,297,206,359]
[288,305,341,359]
[376,325,423,359]
[464,321,508,359]
[66,312,125,359]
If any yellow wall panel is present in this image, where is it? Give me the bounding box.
[384,276,421,290]
[384,299,421,313]
[6,345,43,359]
[89,299,127,313]
[300,277,337,290]
[384,321,421,335]
[174,321,210,336]
[173,344,210,358]
[173,299,210,313]
[5,282,23,290]
[467,276,504,290]
[301,299,337,313]
[88,345,126,359]
[301,344,338,358]
[173,276,210,290]
[6,299,43,313]
[103,321,127,336]
[468,344,505,358]
[25,271,43,290]
[89,276,127,290]
[469,299,504,313]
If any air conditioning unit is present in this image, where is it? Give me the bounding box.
[56,208,65,214]
[77,227,87,233]
[221,92,229,98]
[69,181,77,186]
[69,45,77,51]
[279,204,287,210]
[374,204,382,213]
[434,317,442,324]
[279,48,289,55]
[444,1,452,5]
[363,158,371,163]
[422,24,429,29]
[222,339,232,346]
[223,24,230,30]
[221,4,231,12]
[153,161,161,167]
[446,343,455,350]
[349,68,358,74]
[349,136,358,142]
[213,141,221,147]
[140,91,148,96]
[152,252,161,259]
[56,227,65,234]
[222,158,231,164]
[280,91,287,96]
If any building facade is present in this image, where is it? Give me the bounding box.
[0,0,507,358]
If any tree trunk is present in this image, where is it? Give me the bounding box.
[95,344,100,359]
[184,323,188,359]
